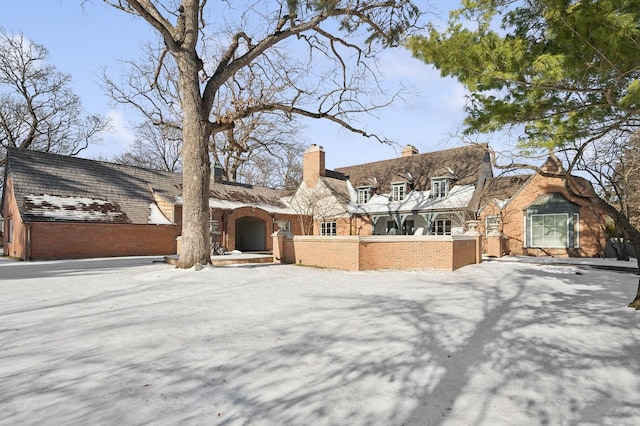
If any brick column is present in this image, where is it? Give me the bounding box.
[465,220,482,264]
[486,231,503,258]
[272,232,285,263]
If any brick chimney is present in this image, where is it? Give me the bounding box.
[401,144,419,157]
[303,144,325,187]
[540,152,564,174]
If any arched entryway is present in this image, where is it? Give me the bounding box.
[235,216,267,252]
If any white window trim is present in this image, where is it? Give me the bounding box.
[527,213,578,249]
[391,183,406,201]
[485,215,500,236]
[320,221,337,236]
[431,178,449,198]
[432,218,452,235]
[357,187,371,204]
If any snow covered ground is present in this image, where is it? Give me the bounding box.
[1,255,639,426]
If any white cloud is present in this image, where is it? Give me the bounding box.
[103,110,136,150]
[80,109,136,161]
[377,48,442,82]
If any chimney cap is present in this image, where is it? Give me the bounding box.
[305,144,324,153]
[401,144,419,156]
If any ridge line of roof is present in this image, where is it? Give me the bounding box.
[333,143,489,171]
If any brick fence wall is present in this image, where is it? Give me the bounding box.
[273,234,481,271]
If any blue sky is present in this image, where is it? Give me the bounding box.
[4,1,481,170]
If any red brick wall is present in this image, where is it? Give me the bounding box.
[275,235,480,271]
[28,222,179,260]
[2,177,179,260]
[219,207,300,251]
[478,175,606,257]
[311,216,353,236]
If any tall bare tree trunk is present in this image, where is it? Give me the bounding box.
[627,240,640,310]
[630,280,640,310]
[176,54,211,268]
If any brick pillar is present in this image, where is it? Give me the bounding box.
[487,232,503,258]
[465,220,482,264]
[176,236,182,255]
[272,232,285,264]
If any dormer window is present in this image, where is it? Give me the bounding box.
[392,183,406,201]
[357,187,371,204]
[431,178,450,198]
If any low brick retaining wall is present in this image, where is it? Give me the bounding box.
[273,234,481,271]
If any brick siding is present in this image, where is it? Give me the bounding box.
[478,174,606,257]
[29,222,178,260]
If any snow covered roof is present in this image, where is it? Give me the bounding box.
[23,194,130,223]
[347,185,476,215]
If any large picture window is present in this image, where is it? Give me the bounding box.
[525,193,580,249]
[527,213,579,248]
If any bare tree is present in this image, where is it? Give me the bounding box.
[103,41,306,185]
[238,142,305,190]
[99,0,421,268]
[113,121,182,171]
[289,178,348,235]
[0,28,109,174]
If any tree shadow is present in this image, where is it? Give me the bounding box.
[0,261,638,425]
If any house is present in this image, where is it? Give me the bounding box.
[290,143,607,259]
[1,148,300,260]
[291,143,493,237]
[477,157,607,257]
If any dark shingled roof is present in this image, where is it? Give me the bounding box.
[4,147,181,224]
[4,148,292,223]
[479,174,533,209]
[208,181,291,210]
[320,176,352,204]
[334,144,492,194]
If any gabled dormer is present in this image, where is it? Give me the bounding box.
[390,172,413,202]
[356,177,377,204]
[430,167,455,198]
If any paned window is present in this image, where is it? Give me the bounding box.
[321,221,337,236]
[431,219,452,235]
[528,213,579,248]
[485,215,500,236]
[392,183,406,201]
[357,188,371,204]
[431,178,449,198]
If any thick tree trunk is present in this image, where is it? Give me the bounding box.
[629,280,640,310]
[628,242,640,310]
[175,56,211,269]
